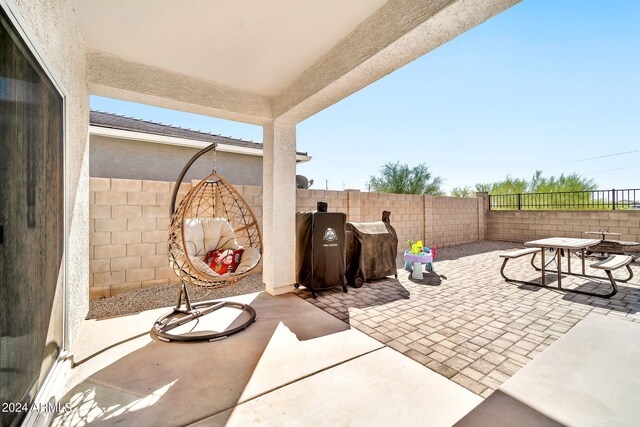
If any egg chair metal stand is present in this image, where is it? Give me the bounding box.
[153,143,260,342]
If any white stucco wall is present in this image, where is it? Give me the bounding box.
[10,0,90,346]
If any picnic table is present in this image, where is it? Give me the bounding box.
[524,237,601,287]
[498,237,634,298]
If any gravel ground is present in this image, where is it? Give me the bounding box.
[87,273,265,319]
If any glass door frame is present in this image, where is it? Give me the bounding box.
[0,0,70,422]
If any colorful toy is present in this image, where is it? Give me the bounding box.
[405,239,437,273]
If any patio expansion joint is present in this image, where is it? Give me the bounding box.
[184,347,385,426]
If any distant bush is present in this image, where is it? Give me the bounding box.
[369,162,444,195]
[451,170,604,209]
[474,170,597,194]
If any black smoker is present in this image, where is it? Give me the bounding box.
[295,202,348,298]
[345,211,399,287]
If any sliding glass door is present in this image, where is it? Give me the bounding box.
[0,6,65,426]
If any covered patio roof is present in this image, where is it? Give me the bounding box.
[73,0,520,125]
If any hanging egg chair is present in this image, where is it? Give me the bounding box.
[153,143,260,342]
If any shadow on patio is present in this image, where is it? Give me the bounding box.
[53,292,480,426]
[294,278,411,325]
[54,293,371,426]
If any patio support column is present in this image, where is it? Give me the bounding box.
[262,120,297,295]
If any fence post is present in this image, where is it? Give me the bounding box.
[346,189,362,222]
[517,193,522,210]
[476,192,489,241]
[612,188,616,210]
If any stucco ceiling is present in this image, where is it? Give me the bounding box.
[72,0,389,97]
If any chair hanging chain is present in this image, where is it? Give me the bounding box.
[212,145,217,174]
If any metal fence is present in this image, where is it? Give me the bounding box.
[489,188,640,210]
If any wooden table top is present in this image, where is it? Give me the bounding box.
[524,237,601,250]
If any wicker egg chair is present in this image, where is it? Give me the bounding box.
[153,143,261,342]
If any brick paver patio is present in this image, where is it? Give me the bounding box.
[294,241,640,397]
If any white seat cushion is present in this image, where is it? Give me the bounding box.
[183,218,238,259]
[176,218,261,278]
[188,255,219,276]
[236,247,261,274]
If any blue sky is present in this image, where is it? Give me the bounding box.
[91,0,640,193]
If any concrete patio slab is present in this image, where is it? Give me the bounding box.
[194,347,481,427]
[457,314,640,426]
[459,314,640,426]
[53,292,385,426]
